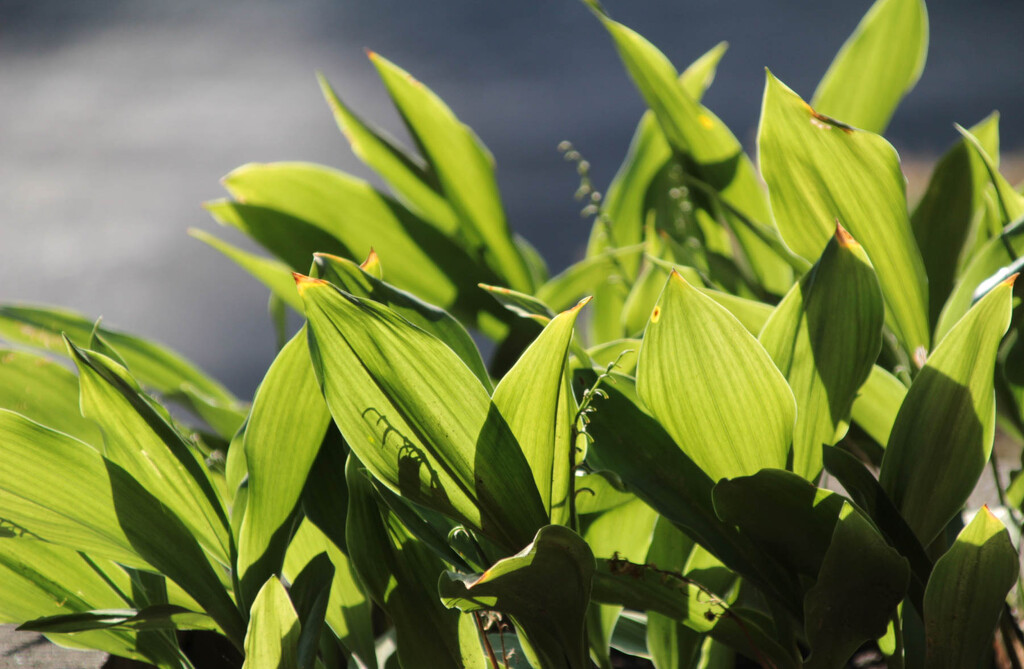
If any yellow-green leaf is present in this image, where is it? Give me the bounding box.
[242,578,300,669]
[368,52,532,292]
[758,72,929,355]
[493,301,587,525]
[879,277,1014,545]
[758,226,883,479]
[811,0,928,134]
[924,507,1019,668]
[637,271,795,481]
[299,276,546,552]
[850,365,907,448]
[190,228,304,312]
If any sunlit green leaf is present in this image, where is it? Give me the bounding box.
[190,228,305,312]
[758,226,883,479]
[637,271,794,480]
[237,329,332,607]
[493,302,586,525]
[300,276,545,552]
[811,0,928,134]
[759,72,929,355]
[585,3,792,295]
[242,577,300,669]
[368,52,532,292]
[850,366,907,449]
[879,277,1013,545]
[439,525,595,669]
[318,72,459,234]
[924,507,1018,668]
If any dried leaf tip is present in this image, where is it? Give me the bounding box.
[293,273,328,295]
[570,296,594,312]
[1002,272,1019,288]
[834,221,859,248]
[360,248,380,269]
[364,48,378,60]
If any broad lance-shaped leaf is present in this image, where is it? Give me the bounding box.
[493,300,587,525]
[283,520,376,669]
[758,72,929,355]
[0,410,246,645]
[0,305,246,437]
[850,366,907,448]
[933,124,1024,342]
[637,270,795,481]
[924,507,1019,668]
[912,114,1000,329]
[0,349,102,445]
[318,73,459,235]
[242,577,300,669]
[588,40,729,280]
[802,503,910,669]
[68,341,233,567]
[811,0,928,134]
[221,162,509,335]
[368,52,533,293]
[439,525,596,669]
[190,228,305,313]
[312,252,491,390]
[346,458,485,669]
[758,226,883,479]
[237,328,331,608]
[585,2,792,295]
[298,275,546,552]
[879,275,1014,546]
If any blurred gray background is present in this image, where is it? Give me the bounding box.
[2,0,1023,398]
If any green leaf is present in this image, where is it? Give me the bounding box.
[439,525,595,669]
[933,125,1024,342]
[205,199,350,271]
[585,5,791,296]
[300,276,546,552]
[579,372,801,613]
[803,503,910,669]
[283,520,376,669]
[850,366,907,448]
[69,342,233,567]
[312,252,491,390]
[237,329,332,607]
[879,276,1014,545]
[924,507,1019,668]
[190,228,305,312]
[346,458,485,669]
[317,72,459,234]
[286,552,333,669]
[242,577,300,669]
[493,301,586,525]
[811,0,928,133]
[758,226,883,479]
[713,470,846,577]
[637,271,795,481]
[368,52,532,292]
[0,409,245,645]
[221,162,507,334]
[590,559,797,669]
[590,40,728,279]
[643,520,700,669]
[537,245,644,312]
[758,72,929,355]
[581,499,658,667]
[479,283,555,325]
[19,605,214,634]
[912,114,1001,329]
[0,349,102,445]
[585,4,791,295]
[0,305,245,435]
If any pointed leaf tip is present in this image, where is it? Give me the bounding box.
[293,273,328,295]
[1003,273,1019,287]
[360,248,380,269]
[571,296,593,312]
[834,221,859,248]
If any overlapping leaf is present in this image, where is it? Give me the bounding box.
[759,72,929,355]
[637,271,795,480]
[879,276,1013,545]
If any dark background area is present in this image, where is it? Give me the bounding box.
[2,0,1022,396]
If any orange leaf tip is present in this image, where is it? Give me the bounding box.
[570,296,593,312]
[360,247,380,269]
[834,221,859,248]
[1002,273,1019,288]
[293,273,328,295]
